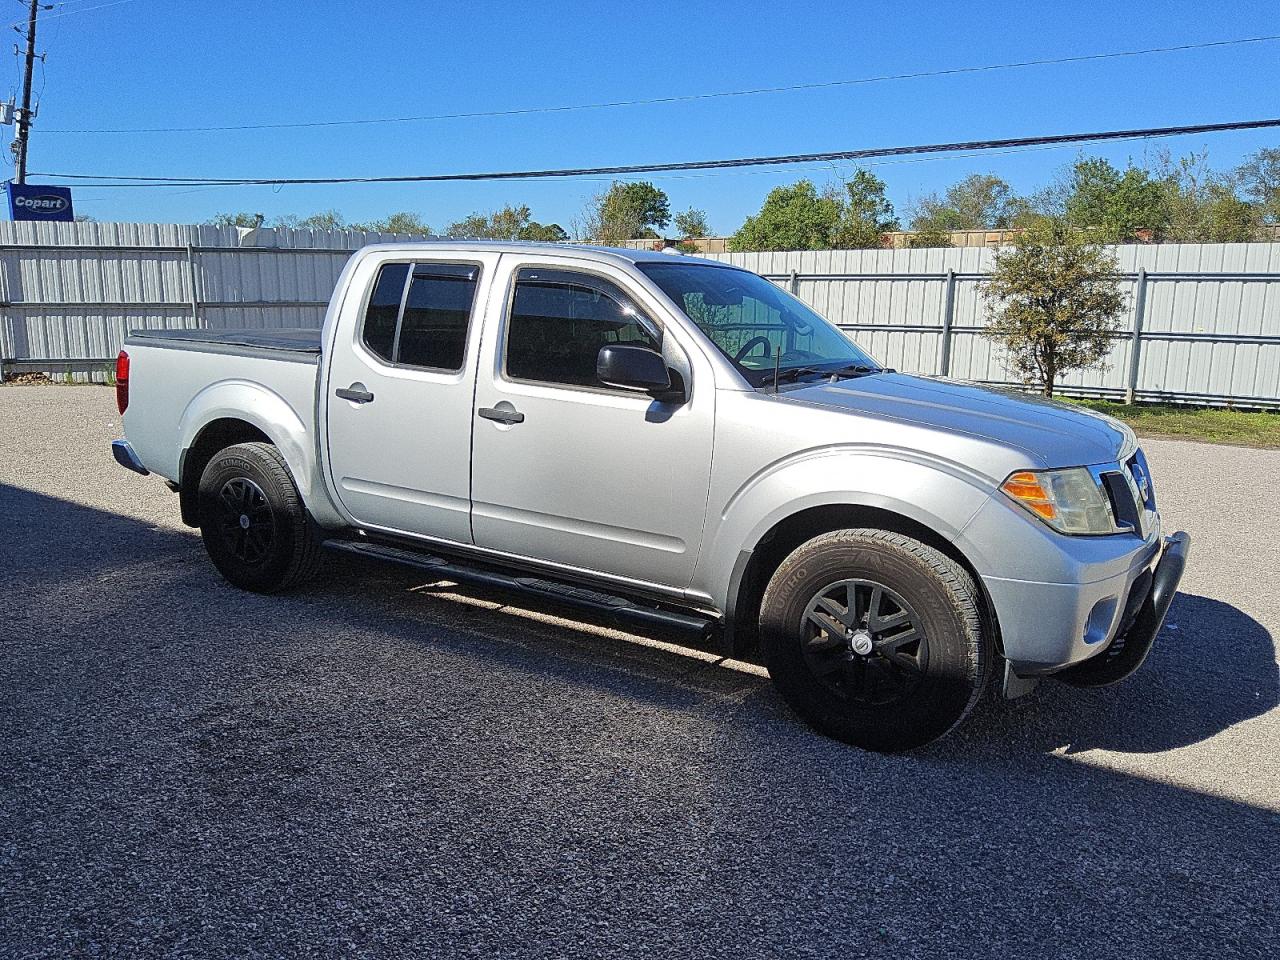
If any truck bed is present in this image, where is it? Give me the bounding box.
[121,327,322,484]
[128,327,322,359]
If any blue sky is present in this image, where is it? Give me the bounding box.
[9,0,1280,232]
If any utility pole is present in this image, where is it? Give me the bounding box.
[13,0,45,184]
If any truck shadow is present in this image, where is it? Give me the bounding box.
[333,554,1279,759]
[5,481,1279,955]
[398,574,1279,756]
[5,481,1275,761]
[948,592,1279,757]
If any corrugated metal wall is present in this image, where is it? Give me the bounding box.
[705,244,1280,408]
[1,223,1276,406]
[0,221,426,382]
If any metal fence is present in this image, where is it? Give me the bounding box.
[0,223,1277,407]
[705,244,1280,409]
[0,220,428,382]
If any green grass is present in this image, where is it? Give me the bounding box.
[1065,398,1280,448]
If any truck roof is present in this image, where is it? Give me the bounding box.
[353,240,739,268]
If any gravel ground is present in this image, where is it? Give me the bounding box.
[1,385,1277,959]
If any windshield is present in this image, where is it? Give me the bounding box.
[638,262,880,387]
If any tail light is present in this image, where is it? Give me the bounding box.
[115,350,130,414]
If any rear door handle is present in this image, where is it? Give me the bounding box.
[478,405,525,424]
[335,383,375,404]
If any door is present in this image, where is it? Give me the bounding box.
[470,261,714,589]
[326,253,496,542]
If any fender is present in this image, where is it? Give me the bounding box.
[696,444,998,615]
[176,378,341,526]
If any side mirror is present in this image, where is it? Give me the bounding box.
[597,344,679,399]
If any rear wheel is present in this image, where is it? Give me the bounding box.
[197,441,321,593]
[759,529,988,752]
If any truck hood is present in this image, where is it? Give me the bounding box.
[783,373,1132,469]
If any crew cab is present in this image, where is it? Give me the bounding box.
[112,242,1189,751]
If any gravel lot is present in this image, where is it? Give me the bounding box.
[2,385,1277,959]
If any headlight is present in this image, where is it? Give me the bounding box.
[1001,467,1118,535]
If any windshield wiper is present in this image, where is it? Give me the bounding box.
[829,363,891,380]
[762,363,886,390]
[769,365,830,386]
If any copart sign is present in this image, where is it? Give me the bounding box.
[5,183,74,222]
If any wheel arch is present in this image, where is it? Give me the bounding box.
[177,418,273,526]
[174,379,320,527]
[722,501,1001,660]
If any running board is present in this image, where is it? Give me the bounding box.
[324,539,715,637]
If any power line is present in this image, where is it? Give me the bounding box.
[37,34,1280,135]
[5,0,137,29]
[613,140,1120,184]
[28,0,125,9]
[31,117,1280,188]
[26,142,1146,190]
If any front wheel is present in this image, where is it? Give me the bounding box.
[197,441,321,593]
[759,529,989,752]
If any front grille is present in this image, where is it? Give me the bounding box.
[1101,470,1141,532]
[1127,449,1156,510]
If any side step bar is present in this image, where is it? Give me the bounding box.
[324,539,716,638]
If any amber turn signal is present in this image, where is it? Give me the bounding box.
[1001,471,1057,520]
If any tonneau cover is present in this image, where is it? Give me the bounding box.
[129,327,322,354]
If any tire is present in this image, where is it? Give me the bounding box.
[197,441,321,593]
[759,529,989,752]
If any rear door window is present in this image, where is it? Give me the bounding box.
[396,265,479,371]
[360,261,479,371]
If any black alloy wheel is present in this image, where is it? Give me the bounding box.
[758,528,989,752]
[197,441,321,593]
[800,578,929,706]
[215,476,276,566]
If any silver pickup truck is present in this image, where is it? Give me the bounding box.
[112,242,1189,751]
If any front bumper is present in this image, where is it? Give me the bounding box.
[1056,531,1190,687]
[981,532,1161,675]
[984,530,1189,680]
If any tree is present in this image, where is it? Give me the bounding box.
[951,174,1019,228]
[209,212,266,228]
[584,181,671,244]
[518,221,568,242]
[831,169,899,248]
[673,207,711,238]
[367,212,432,235]
[729,180,841,251]
[263,210,434,234]
[295,209,348,231]
[1156,151,1258,243]
[1063,158,1168,242]
[447,204,530,239]
[730,173,896,252]
[445,204,562,241]
[908,199,965,233]
[1189,185,1258,242]
[910,173,1018,234]
[981,216,1126,397]
[1235,147,1280,224]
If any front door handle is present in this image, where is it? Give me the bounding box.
[478,404,525,424]
[335,383,375,404]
